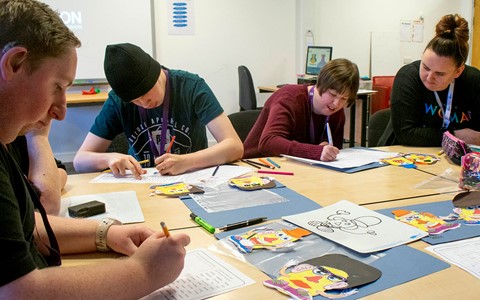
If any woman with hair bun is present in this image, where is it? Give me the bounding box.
[379,14,480,146]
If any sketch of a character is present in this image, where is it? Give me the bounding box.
[307,210,381,235]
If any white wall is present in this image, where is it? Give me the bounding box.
[154,0,297,111]
[50,0,474,162]
[310,0,473,77]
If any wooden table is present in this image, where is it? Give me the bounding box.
[60,146,477,299]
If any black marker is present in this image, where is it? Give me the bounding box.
[219,217,267,231]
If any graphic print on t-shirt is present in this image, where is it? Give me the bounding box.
[424,102,471,125]
[127,118,193,163]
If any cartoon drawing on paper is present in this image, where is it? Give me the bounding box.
[283,200,428,253]
[228,227,311,253]
[307,210,381,235]
[441,192,480,225]
[392,209,461,235]
[263,254,382,300]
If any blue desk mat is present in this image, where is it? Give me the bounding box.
[216,221,449,299]
[376,200,480,245]
[349,245,449,299]
[180,183,321,228]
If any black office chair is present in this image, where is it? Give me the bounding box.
[367,108,391,147]
[228,110,261,142]
[238,65,261,111]
[106,133,129,154]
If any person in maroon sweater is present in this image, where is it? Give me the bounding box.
[243,58,359,161]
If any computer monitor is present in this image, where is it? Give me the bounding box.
[305,46,333,76]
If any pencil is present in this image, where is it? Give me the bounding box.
[166,136,176,153]
[243,159,271,169]
[212,165,220,176]
[259,158,275,169]
[160,221,170,238]
[437,150,445,156]
[266,157,281,168]
[241,159,260,169]
[257,169,294,176]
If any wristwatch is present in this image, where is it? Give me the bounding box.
[96,218,122,252]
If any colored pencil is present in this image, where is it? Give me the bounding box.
[259,158,275,169]
[241,159,260,169]
[266,157,281,168]
[257,170,294,176]
[166,136,176,153]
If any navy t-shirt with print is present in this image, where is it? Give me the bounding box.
[91,68,224,166]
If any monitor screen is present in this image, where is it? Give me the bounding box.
[305,46,333,76]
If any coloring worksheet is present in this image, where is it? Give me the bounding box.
[140,248,254,300]
[90,165,252,185]
[427,237,480,279]
[283,200,427,253]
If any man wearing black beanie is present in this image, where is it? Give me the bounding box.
[74,43,243,177]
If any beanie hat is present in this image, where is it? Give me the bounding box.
[104,43,161,102]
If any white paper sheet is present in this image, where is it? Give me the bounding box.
[60,191,144,223]
[426,237,480,279]
[141,248,254,300]
[283,200,427,253]
[282,148,399,169]
[90,165,252,185]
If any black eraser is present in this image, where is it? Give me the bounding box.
[68,200,106,218]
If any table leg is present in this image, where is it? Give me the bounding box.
[349,103,356,148]
[361,95,369,147]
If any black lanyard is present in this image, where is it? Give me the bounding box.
[23,174,61,266]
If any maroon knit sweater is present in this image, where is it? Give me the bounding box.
[243,84,345,159]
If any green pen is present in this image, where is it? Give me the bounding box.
[190,213,216,234]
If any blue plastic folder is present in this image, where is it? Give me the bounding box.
[216,221,449,299]
[180,183,321,228]
[376,200,480,245]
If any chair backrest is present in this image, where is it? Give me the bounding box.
[372,76,395,87]
[238,65,258,111]
[367,108,391,147]
[106,133,129,154]
[371,76,395,115]
[228,110,261,142]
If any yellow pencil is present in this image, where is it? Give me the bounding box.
[160,221,170,238]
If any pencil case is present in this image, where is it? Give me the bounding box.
[441,131,471,165]
[460,152,480,190]
[68,200,106,218]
